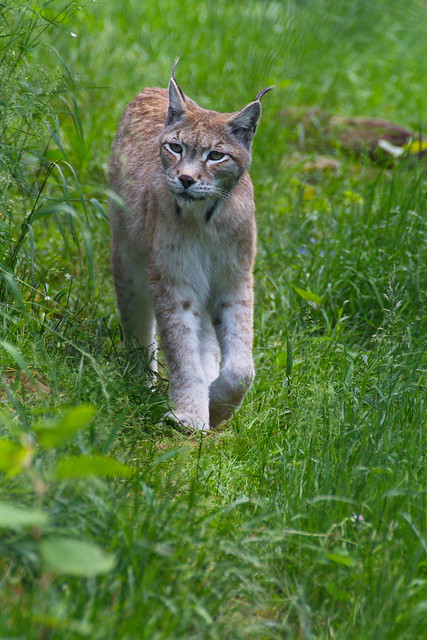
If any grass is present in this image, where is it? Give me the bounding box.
[1,0,426,638]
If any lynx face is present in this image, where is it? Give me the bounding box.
[158,79,266,208]
[160,119,249,204]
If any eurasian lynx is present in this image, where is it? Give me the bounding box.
[109,65,271,431]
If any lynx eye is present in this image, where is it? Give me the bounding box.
[166,142,183,155]
[207,150,226,162]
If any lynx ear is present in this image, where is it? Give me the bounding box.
[228,101,262,149]
[228,86,273,149]
[166,77,187,127]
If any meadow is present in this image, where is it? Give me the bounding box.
[0,0,426,638]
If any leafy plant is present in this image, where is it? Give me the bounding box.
[0,404,133,578]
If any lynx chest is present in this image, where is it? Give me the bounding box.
[153,212,243,303]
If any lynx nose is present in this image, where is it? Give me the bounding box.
[178,174,196,189]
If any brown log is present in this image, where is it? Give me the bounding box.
[282,108,427,161]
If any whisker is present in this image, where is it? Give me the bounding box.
[212,188,231,203]
[157,167,233,205]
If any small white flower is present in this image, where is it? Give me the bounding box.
[45,296,51,301]
[70,32,77,38]
[65,273,72,280]
[352,514,364,522]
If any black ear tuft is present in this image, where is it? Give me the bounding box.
[171,56,180,80]
[255,86,274,102]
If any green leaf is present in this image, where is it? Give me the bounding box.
[56,454,134,479]
[291,285,323,306]
[0,409,14,427]
[34,404,96,448]
[286,337,293,378]
[0,439,24,469]
[151,447,189,466]
[40,537,115,576]
[0,502,48,529]
[325,551,356,567]
[30,612,92,636]
[0,439,31,476]
[0,340,30,371]
[325,580,351,601]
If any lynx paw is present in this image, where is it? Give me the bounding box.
[209,402,233,429]
[163,411,210,433]
[209,367,254,428]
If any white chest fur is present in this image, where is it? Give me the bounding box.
[155,200,239,303]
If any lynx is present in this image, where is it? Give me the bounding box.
[109,64,271,431]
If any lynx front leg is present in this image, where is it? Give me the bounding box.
[199,312,221,386]
[209,287,255,428]
[153,289,210,431]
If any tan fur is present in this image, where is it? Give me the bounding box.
[109,73,270,430]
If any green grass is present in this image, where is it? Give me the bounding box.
[1,0,427,638]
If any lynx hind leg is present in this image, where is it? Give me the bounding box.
[111,241,157,374]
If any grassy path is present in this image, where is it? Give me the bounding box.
[0,1,426,638]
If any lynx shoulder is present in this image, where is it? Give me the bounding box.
[110,68,272,430]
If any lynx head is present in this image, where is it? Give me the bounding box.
[159,70,272,206]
